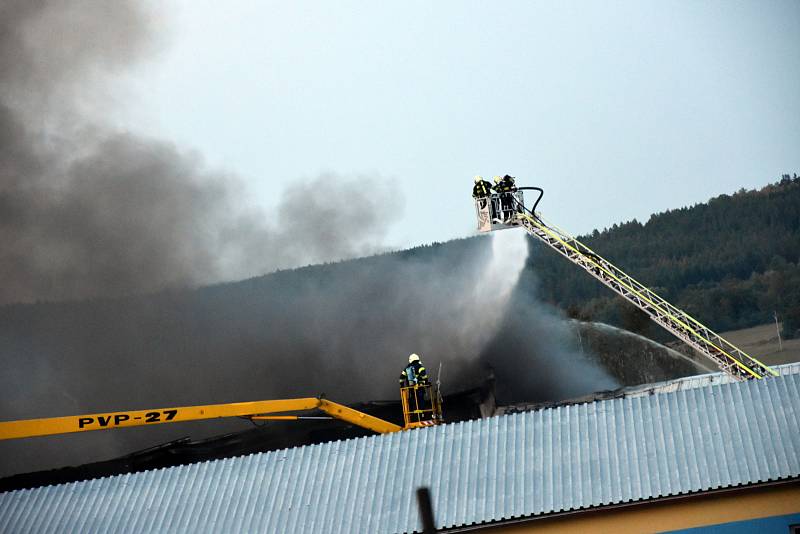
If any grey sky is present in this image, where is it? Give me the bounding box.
[123,0,800,250]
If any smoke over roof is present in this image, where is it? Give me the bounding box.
[0,1,400,306]
[0,2,619,478]
[0,233,620,477]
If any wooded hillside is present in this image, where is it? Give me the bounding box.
[526,175,800,340]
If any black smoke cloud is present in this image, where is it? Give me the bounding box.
[0,1,400,306]
[0,2,619,478]
[0,235,618,477]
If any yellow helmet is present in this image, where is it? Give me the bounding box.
[474,175,483,183]
[408,353,420,364]
[493,175,502,184]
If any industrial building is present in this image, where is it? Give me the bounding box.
[1,364,798,533]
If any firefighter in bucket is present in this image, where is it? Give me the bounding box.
[399,353,439,427]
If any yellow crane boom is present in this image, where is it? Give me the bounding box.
[0,397,402,441]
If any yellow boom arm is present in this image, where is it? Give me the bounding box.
[0,397,402,441]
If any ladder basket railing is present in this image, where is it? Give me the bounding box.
[400,384,443,429]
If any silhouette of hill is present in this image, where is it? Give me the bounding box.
[528,175,800,340]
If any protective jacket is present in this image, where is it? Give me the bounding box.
[494,175,517,193]
[472,180,493,198]
[399,361,430,386]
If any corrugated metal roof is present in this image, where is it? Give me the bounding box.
[622,360,800,397]
[499,362,800,416]
[1,371,799,533]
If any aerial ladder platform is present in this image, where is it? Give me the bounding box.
[475,184,778,381]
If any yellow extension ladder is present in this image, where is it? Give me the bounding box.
[477,188,777,381]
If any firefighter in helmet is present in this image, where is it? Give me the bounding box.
[498,174,517,193]
[472,175,493,199]
[493,174,517,221]
[400,353,430,419]
[473,175,496,223]
[399,353,429,387]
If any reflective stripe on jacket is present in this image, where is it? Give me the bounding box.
[472,181,493,198]
[399,361,429,385]
[495,175,516,193]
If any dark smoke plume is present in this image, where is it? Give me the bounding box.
[0,2,621,478]
[0,235,619,477]
[0,1,400,306]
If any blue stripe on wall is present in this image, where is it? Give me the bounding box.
[666,513,800,533]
